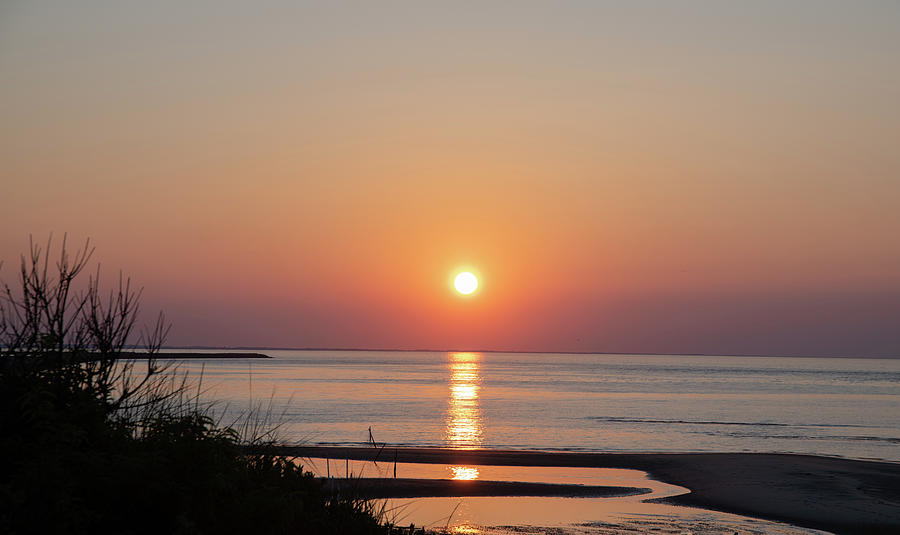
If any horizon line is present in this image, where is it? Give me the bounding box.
[154,345,898,360]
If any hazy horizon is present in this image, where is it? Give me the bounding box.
[159,346,898,360]
[3,2,899,357]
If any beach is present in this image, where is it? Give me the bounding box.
[285,446,900,535]
[170,350,900,532]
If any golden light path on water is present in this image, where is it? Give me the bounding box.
[445,352,483,480]
[449,466,480,481]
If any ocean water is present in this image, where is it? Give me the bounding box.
[163,350,900,462]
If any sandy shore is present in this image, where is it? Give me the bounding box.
[279,446,900,535]
[323,477,649,499]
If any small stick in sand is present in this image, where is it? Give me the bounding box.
[445,502,462,530]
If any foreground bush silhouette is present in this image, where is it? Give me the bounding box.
[0,236,387,534]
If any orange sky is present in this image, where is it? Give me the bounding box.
[2,2,899,356]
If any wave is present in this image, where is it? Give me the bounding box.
[703,431,900,444]
[586,416,879,429]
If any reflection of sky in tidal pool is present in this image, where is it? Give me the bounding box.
[445,352,483,449]
[301,460,821,535]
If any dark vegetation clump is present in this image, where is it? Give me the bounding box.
[0,236,388,535]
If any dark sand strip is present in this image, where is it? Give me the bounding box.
[280,446,900,535]
[323,478,649,499]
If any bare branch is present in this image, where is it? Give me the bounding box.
[1,234,168,415]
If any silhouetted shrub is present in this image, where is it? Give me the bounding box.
[0,236,387,535]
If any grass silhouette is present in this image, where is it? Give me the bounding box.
[0,235,390,534]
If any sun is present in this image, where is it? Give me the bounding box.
[454,272,478,295]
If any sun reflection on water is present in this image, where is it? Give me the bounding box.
[445,352,483,450]
[448,525,481,535]
[449,466,480,480]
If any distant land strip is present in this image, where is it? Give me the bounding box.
[117,352,271,359]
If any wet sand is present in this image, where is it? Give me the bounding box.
[280,446,900,535]
[324,478,650,498]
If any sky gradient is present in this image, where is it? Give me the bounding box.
[2,2,899,356]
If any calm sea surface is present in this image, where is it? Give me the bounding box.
[163,350,900,462]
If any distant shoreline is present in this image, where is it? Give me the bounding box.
[283,446,900,535]
[157,346,898,359]
[119,352,272,359]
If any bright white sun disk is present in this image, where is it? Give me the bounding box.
[454,272,478,295]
